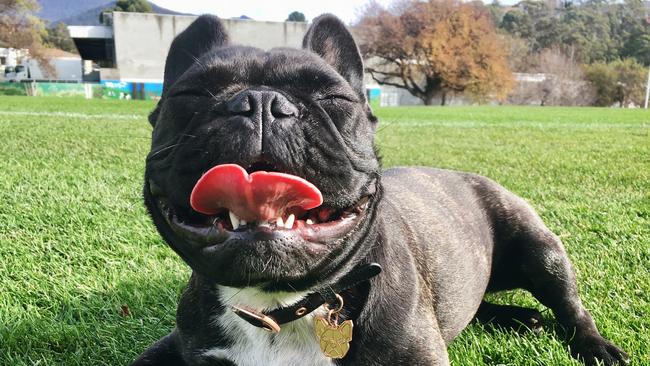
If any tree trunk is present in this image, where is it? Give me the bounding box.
[440,92,447,106]
[423,95,434,105]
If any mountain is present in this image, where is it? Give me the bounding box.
[37,1,190,26]
[37,0,110,22]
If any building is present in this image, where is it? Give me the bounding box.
[69,12,309,100]
[30,49,82,82]
[1,47,81,82]
[0,48,29,81]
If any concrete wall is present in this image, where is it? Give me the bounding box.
[112,12,309,82]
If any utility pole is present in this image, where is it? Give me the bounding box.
[645,67,650,109]
[646,12,650,108]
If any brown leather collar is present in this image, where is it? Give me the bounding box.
[232,263,382,332]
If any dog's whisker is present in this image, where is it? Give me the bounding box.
[222,287,245,305]
[147,142,189,159]
[260,256,273,274]
[204,88,220,104]
[186,51,209,73]
[243,268,252,289]
[286,283,299,294]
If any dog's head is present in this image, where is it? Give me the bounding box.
[144,14,380,290]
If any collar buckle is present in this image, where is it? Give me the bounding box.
[231,306,282,333]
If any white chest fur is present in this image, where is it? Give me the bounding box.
[202,286,335,366]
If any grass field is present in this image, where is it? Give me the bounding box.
[0,96,648,365]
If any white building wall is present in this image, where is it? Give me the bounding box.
[27,58,83,81]
[111,12,309,83]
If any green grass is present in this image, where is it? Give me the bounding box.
[1,96,648,365]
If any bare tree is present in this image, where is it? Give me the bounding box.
[537,48,594,106]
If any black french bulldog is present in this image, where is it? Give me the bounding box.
[135,14,629,366]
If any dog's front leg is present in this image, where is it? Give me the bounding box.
[345,302,450,366]
[130,332,188,366]
[415,311,451,365]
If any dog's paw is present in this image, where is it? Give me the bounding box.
[571,335,629,366]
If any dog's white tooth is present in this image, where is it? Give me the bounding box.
[306,219,314,225]
[276,217,285,228]
[285,214,295,229]
[240,219,247,228]
[229,211,240,229]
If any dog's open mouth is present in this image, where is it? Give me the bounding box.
[150,163,369,247]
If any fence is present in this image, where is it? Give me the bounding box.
[0,81,163,100]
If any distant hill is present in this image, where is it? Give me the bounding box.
[37,0,190,26]
[37,0,109,22]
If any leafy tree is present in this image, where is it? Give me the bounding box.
[583,62,618,106]
[555,3,612,63]
[500,33,535,72]
[286,11,306,22]
[113,0,152,13]
[621,34,650,66]
[357,0,514,105]
[612,0,650,66]
[101,0,153,23]
[496,0,650,66]
[486,0,505,25]
[44,22,77,54]
[1,0,44,48]
[612,58,647,106]
[584,58,646,107]
[0,0,53,75]
[500,1,558,51]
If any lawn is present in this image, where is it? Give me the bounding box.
[0,96,648,365]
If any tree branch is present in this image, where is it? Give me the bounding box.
[404,67,425,95]
[367,69,413,91]
[365,68,403,78]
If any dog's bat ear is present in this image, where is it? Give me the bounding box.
[303,14,365,101]
[162,14,229,96]
[149,15,229,127]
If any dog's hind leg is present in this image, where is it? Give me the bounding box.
[512,226,628,365]
[480,180,629,365]
[469,175,628,365]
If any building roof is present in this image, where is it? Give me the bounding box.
[67,25,114,61]
[42,48,81,59]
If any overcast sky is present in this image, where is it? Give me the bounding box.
[151,0,513,24]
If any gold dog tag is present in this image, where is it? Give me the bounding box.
[314,316,353,359]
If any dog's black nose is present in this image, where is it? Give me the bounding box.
[227,90,298,122]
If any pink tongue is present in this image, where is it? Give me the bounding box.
[190,164,323,222]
